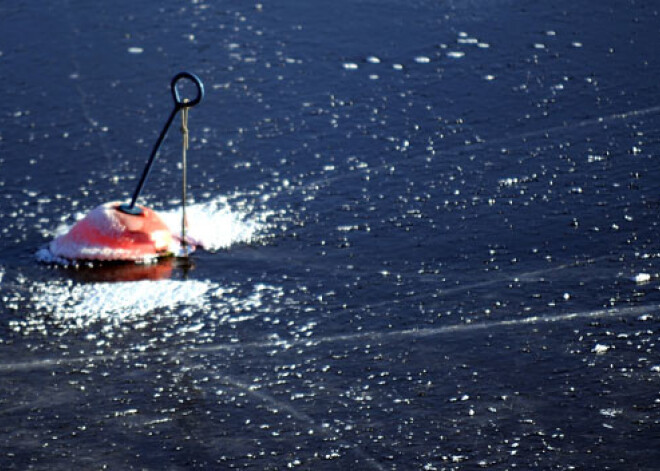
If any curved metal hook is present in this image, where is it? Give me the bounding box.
[171,72,204,109]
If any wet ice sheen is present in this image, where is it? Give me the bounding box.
[9,279,283,332]
[32,279,211,325]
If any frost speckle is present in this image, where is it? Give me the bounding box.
[631,273,651,283]
[592,344,610,354]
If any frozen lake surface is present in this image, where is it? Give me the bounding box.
[1,0,659,469]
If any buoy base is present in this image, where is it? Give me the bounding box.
[49,202,177,262]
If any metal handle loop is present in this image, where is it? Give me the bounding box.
[171,72,204,109]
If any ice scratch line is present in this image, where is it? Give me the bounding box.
[292,104,660,193]
[193,303,659,354]
[308,304,659,346]
[63,0,113,168]
[2,303,656,373]
[342,254,611,315]
[0,353,118,373]
[217,374,387,471]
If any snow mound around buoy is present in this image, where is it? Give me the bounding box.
[37,196,267,264]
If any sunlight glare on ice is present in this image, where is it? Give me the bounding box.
[158,197,265,251]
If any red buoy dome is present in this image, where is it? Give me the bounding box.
[49,202,175,261]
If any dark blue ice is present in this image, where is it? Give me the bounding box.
[1,0,659,469]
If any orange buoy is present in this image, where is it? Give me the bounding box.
[49,202,177,262]
[43,72,204,264]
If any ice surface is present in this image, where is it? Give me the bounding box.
[3,1,660,468]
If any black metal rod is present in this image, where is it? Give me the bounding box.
[119,72,204,215]
[125,106,179,211]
